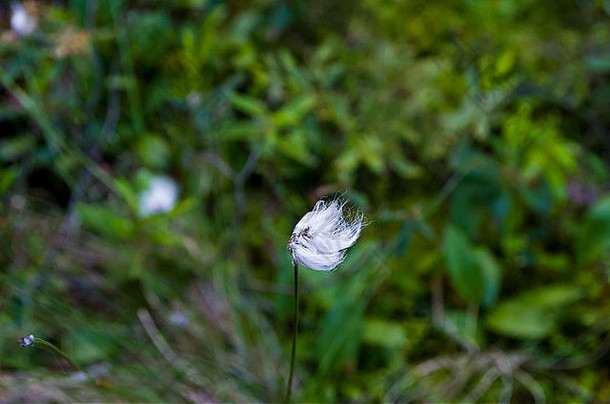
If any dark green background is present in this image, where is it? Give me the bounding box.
[1,0,610,401]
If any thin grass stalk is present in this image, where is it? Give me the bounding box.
[285,261,299,402]
[33,337,97,384]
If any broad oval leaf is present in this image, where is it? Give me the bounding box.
[443,225,484,303]
[485,285,581,339]
[576,195,610,264]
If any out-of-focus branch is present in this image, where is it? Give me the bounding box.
[201,149,260,232]
[201,151,236,179]
[137,308,205,389]
[431,275,478,352]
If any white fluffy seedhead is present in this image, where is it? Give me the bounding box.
[11,3,37,36]
[139,176,178,217]
[288,198,364,271]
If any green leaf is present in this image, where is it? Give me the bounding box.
[389,153,423,179]
[276,129,317,166]
[67,328,118,364]
[222,120,266,141]
[317,300,365,375]
[585,55,610,73]
[576,195,610,264]
[358,136,385,174]
[443,226,501,305]
[228,93,267,116]
[135,135,170,170]
[473,248,501,307]
[362,318,408,348]
[444,310,481,347]
[487,303,554,339]
[589,196,610,219]
[76,203,135,240]
[169,197,198,217]
[395,221,415,257]
[444,225,484,303]
[495,50,515,75]
[113,178,139,213]
[326,94,355,131]
[0,136,35,162]
[0,167,18,196]
[271,94,317,127]
[485,285,581,339]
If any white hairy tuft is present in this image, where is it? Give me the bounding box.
[11,3,37,36]
[288,198,364,271]
[139,176,178,217]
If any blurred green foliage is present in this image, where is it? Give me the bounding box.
[1,0,610,402]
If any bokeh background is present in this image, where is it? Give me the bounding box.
[1,0,610,402]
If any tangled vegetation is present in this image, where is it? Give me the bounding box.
[1,0,610,402]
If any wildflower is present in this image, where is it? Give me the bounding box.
[288,198,364,271]
[10,2,37,36]
[139,176,178,217]
[18,334,35,347]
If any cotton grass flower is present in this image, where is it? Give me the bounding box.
[139,176,178,217]
[288,198,364,271]
[10,3,37,36]
[284,197,365,401]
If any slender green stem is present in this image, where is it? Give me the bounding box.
[33,337,97,384]
[285,262,299,402]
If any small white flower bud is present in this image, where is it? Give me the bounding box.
[18,334,35,347]
[288,198,364,271]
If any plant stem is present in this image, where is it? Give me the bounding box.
[33,337,97,384]
[285,261,299,402]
